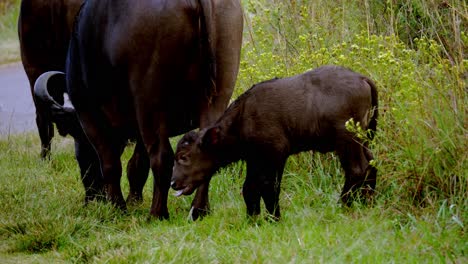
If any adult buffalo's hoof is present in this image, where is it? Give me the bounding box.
[40,147,50,160]
[149,204,169,220]
[126,192,143,205]
[149,211,169,221]
[84,193,106,205]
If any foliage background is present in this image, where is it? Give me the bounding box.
[0,0,466,262]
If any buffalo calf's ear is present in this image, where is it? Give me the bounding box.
[201,126,220,149]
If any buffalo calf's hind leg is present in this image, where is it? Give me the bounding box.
[362,147,377,200]
[337,141,371,206]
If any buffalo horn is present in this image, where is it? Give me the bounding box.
[33,71,68,110]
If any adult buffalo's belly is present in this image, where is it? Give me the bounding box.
[165,90,204,137]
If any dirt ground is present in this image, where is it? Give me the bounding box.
[0,62,36,135]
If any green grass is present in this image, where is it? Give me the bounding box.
[0,134,465,263]
[1,0,467,262]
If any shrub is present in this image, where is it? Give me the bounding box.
[239,0,467,207]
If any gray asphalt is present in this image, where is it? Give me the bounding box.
[0,62,36,135]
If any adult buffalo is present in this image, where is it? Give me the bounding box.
[37,0,243,219]
[18,0,83,159]
[20,0,150,206]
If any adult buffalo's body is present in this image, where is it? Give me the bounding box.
[171,65,378,220]
[18,0,83,159]
[34,72,152,204]
[21,0,149,206]
[39,0,243,219]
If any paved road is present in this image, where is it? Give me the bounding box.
[0,62,36,135]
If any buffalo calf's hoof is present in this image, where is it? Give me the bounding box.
[188,206,210,221]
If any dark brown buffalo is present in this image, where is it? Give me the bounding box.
[34,71,151,204]
[171,65,378,220]
[38,0,243,219]
[21,0,150,206]
[18,0,83,159]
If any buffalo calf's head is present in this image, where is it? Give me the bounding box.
[171,127,222,196]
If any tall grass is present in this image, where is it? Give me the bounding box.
[239,0,467,207]
[0,134,466,262]
[0,0,20,64]
[0,0,466,262]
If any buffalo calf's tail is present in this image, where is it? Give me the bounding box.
[366,78,378,140]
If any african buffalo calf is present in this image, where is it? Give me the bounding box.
[171,65,378,220]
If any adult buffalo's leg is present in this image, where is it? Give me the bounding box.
[35,107,53,159]
[28,67,65,159]
[187,1,244,221]
[75,111,127,210]
[74,138,104,203]
[34,71,66,159]
[126,140,150,204]
[147,134,172,220]
[30,78,54,159]
[337,140,370,206]
[136,109,171,219]
[24,67,53,159]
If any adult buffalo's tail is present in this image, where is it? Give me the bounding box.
[34,71,81,137]
[198,0,217,98]
[365,78,378,140]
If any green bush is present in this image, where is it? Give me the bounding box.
[239,0,467,207]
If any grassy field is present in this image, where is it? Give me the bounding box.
[1,0,466,263]
[0,0,20,64]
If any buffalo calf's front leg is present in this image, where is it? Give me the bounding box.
[261,180,281,221]
[243,179,261,217]
[190,181,211,220]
